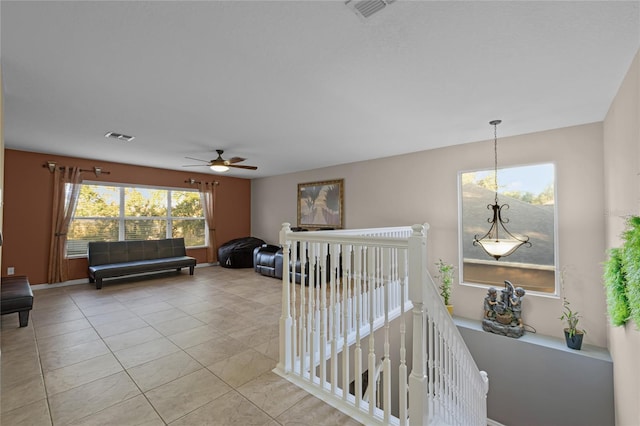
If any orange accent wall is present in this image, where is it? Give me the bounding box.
[2,149,252,285]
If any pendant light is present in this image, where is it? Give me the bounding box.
[473,120,531,260]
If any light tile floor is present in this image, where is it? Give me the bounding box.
[1,266,361,425]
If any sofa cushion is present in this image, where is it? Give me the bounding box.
[89,256,196,279]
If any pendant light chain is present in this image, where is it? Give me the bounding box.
[473,119,531,260]
[490,119,502,204]
[494,122,498,204]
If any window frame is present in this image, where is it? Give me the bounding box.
[66,181,207,258]
[457,161,560,298]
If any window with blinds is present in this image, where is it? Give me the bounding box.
[66,183,205,257]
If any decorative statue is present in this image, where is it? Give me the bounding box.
[484,287,498,319]
[482,280,526,338]
[511,287,526,327]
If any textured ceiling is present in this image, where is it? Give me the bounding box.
[2,1,639,178]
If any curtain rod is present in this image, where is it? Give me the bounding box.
[43,162,110,176]
[185,179,219,185]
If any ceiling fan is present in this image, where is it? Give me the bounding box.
[183,149,258,172]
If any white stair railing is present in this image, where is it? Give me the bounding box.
[274,223,488,426]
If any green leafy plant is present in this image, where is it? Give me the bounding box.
[621,216,640,328]
[435,259,455,305]
[560,298,584,338]
[559,268,585,338]
[603,216,640,329]
[603,247,630,326]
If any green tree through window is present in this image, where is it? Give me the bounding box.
[171,191,205,247]
[67,184,205,256]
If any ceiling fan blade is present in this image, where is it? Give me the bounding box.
[228,164,258,170]
[227,156,246,164]
[185,150,255,170]
[184,156,210,163]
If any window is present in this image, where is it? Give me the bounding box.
[459,163,557,294]
[67,183,205,257]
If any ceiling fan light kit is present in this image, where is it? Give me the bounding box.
[210,164,229,172]
[473,120,531,260]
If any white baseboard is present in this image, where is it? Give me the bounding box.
[487,418,507,426]
[31,279,86,290]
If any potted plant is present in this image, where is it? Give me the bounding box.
[560,298,585,350]
[436,259,455,315]
[559,268,585,350]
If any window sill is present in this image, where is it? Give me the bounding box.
[460,280,560,299]
[453,316,611,362]
[66,255,87,260]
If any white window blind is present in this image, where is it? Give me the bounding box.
[67,184,205,257]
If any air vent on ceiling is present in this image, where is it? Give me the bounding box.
[104,132,135,142]
[345,0,395,19]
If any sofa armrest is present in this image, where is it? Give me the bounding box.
[274,250,284,279]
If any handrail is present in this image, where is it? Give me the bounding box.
[274,223,488,426]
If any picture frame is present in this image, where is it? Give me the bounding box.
[297,179,344,229]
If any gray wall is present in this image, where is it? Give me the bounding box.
[456,318,614,426]
[252,122,607,347]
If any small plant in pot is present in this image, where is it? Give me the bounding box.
[559,269,585,350]
[560,298,585,350]
[436,259,455,315]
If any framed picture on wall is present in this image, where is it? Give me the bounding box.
[297,179,344,229]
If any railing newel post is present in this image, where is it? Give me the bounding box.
[408,224,429,425]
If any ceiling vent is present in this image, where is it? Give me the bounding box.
[104,132,135,142]
[345,0,396,19]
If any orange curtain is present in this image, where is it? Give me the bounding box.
[47,167,82,283]
[198,181,218,263]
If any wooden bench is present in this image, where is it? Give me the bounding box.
[1,275,34,327]
[88,238,196,289]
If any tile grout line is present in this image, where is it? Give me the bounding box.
[36,288,86,426]
[6,269,341,425]
[36,287,155,425]
[63,279,242,425]
[71,293,167,425]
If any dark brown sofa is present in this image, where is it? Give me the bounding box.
[88,238,196,289]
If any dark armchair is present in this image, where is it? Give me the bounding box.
[253,244,283,279]
[253,242,340,285]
